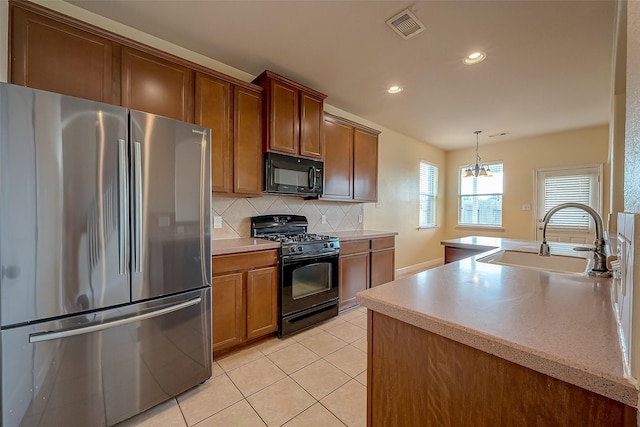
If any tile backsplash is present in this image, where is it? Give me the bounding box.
[212,195,364,239]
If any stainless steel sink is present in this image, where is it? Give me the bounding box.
[476,250,591,275]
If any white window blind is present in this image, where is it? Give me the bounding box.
[543,173,593,229]
[419,161,437,227]
[458,162,503,226]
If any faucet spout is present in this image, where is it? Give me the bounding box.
[539,203,609,276]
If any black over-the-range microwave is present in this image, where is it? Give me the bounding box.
[265,152,323,197]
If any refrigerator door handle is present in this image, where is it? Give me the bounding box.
[134,141,143,273]
[118,139,129,275]
[28,297,202,343]
[199,135,210,286]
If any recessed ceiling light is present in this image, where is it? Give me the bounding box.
[463,51,487,65]
[388,86,403,94]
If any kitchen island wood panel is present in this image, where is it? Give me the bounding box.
[368,311,635,427]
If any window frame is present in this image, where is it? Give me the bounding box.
[457,161,504,228]
[418,160,438,229]
[534,164,602,239]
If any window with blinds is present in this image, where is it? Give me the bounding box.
[419,161,437,227]
[542,171,597,229]
[458,162,504,226]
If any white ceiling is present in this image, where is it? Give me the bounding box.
[66,0,616,150]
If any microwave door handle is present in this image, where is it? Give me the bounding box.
[309,166,317,189]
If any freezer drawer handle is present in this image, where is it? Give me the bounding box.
[28,297,202,343]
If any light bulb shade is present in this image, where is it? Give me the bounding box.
[485,167,493,177]
[478,167,488,177]
[464,168,474,178]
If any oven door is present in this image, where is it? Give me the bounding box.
[280,252,339,317]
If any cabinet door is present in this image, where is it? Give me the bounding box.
[195,73,232,193]
[339,252,370,310]
[268,80,299,155]
[323,118,353,199]
[353,129,379,202]
[10,6,115,103]
[234,86,263,195]
[212,272,244,353]
[299,93,323,159]
[246,266,278,339]
[121,47,194,122]
[371,248,395,287]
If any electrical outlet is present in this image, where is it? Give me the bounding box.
[213,216,223,229]
[358,214,363,223]
[522,204,531,211]
[321,215,327,224]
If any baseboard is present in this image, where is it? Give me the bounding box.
[395,258,444,279]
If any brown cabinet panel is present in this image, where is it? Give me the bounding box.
[369,312,635,427]
[211,272,243,352]
[269,80,299,155]
[371,248,395,287]
[253,70,326,159]
[371,236,395,251]
[121,46,194,122]
[10,6,115,103]
[323,117,353,199]
[246,266,278,339]
[212,250,278,354]
[353,128,379,202]
[299,93,323,158]
[212,250,278,275]
[340,240,370,256]
[234,86,263,195]
[444,246,487,264]
[340,252,369,310]
[195,72,232,193]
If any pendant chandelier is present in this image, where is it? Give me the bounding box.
[464,130,493,178]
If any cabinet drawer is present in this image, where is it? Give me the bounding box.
[212,250,278,275]
[340,240,370,255]
[371,237,394,251]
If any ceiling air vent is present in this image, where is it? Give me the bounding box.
[386,9,426,40]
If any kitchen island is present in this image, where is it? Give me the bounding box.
[357,237,637,426]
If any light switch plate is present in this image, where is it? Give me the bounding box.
[358,215,363,223]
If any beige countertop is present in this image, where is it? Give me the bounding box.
[357,237,638,407]
[329,230,398,241]
[212,238,280,256]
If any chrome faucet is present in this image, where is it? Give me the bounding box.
[539,203,610,277]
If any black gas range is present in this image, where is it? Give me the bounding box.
[251,215,340,337]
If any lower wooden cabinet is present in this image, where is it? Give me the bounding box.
[339,240,370,310]
[211,250,278,354]
[339,236,395,310]
[370,237,395,287]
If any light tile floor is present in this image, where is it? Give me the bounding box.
[117,306,368,427]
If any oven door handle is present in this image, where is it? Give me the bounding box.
[281,251,339,264]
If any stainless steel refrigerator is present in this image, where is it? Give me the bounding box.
[0,83,212,426]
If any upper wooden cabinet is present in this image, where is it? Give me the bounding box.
[9,5,116,104]
[354,128,379,202]
[195,72,263,196]
[121,47,194,122]
[253,70,327,159]
[323,113,381,202]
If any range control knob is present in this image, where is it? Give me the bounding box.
[297,246,303,252]
[329,242,335,248]
[323,242,329,248]
[289,247,296,253]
